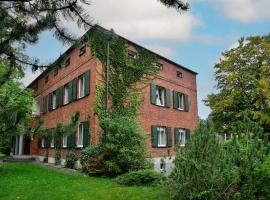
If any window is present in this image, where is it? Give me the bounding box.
[157,127,166,147]
[62,135,67,148]
[52,92,57,110]
[54,69,58,76]
[79,44,86,56]
[77,124,83,147]
[156,86,165,106]
[178,129,186,146]
[155,63,163,71]
[176,71,183,78]
[50,138,54,148]
[128,50,137,59]
[41,138,45,148]
[177,93,184,110]
[64,57,70,67]
[78,75,85,98]
[64,84,69,105]
[45,76,49,84]
[32,96,40,115]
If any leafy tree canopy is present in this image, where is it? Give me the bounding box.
[205,34,270,133]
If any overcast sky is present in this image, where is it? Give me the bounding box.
[22,0,270,119]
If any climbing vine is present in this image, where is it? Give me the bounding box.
[81,26,159,176]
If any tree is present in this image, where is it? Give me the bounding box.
[205,34,270,133]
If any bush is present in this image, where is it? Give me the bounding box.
[0,153,5,160]
[65,150,77,169]
[167,121,270,200]
[114,170,166,186]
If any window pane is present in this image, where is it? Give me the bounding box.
[158,127,166,147]
[64,86,69,104]
[79,77,85,98]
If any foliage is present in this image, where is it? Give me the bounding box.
[114,170,166,186]
[0,153,5,160]
[0,163,168,200]
[80,27,158,176]
[205,34,270,133]
[65,150,77,169]
[167,120,270,200]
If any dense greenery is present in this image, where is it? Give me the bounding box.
[167,119,270,200]
[80,27,158,176]
[0,163,168,200]
[65,150,77,169]
[115,169,166,186]
[205,34,270,133]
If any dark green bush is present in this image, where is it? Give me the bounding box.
[65,150,77,169]
[115,169,166,186]
[0,153,5,160]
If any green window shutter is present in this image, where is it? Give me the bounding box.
[173,91,178,109]
[54,136,61,148]
[84,70,90,96]
[83,121,90,148]
[151,126,158,147]
[43,96,47,113]
[184,94,189,112]
[186,129,191,143]
[55,89,59,108]
[72,78,77,101]
[58,87,63,107]
[48,93,52,111]
[68,81,73,103]
[167,127,172,147]
[67,132,75,148]
[38,139,41,148]
[44,138,49,148]
[150,84,156,105]
[165,88,171,108]
[175,128,180,145]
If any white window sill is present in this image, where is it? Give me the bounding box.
[158,145,166,147]
[77,145,83,148]
[177,108,184,111]
[62,146,67,148]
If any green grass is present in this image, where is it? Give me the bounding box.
[0,163,168,200]
[0,154,4,160]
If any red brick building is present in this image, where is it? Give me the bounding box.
[13,27,198,172]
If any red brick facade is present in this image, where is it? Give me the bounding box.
[28,36,198,160]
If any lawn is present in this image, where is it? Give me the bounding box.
[0,163,168,200]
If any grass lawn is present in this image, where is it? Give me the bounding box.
[0,163,168,200]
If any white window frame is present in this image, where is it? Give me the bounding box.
[64,85,69,105]
[50,138,54,148]
[156,86,165,107]
[32,96,41,115]
[78,76,85,98]
[52,92,57,109]
[77,124,83,148]
[62,135,67,148]
[178,93,184,111]
[41,138,45,148]
[178,129,186,147]
[157,127,166,147]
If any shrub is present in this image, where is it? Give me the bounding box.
[114,170,166,186]
[167,121,270,200]
[65,150,77,169]
[0,153,5,160]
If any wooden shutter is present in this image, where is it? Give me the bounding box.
[55,89,59,108]
[43,96,47,113]
[186,129,191,143]
[175,128,180,145]
[68,81,73,103]
[167,127,172,147]
[151,126,158,147]
[44,138,49,148]
[48,93,52,111]
[165,88,171,108]
[67,132,75,148]
[58,87,63,107]
[83,121,89,147]
[54,136,61,148]
[38,139,41,148]
[184,95,189,112]
[173,91,179,109]
[150,84,156,105]
[84,70,90,96]
[72,78,77,101]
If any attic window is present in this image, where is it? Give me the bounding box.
[64,57,70,67]
[176,71,183,78]
[128,50,137,59]
[45,75,49,84]
[54,69,58,76]
[79,44,86,56]
[154,63,163,71]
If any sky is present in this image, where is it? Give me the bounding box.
[22,0,270,119]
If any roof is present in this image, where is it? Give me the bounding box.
[27,25,197,88]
